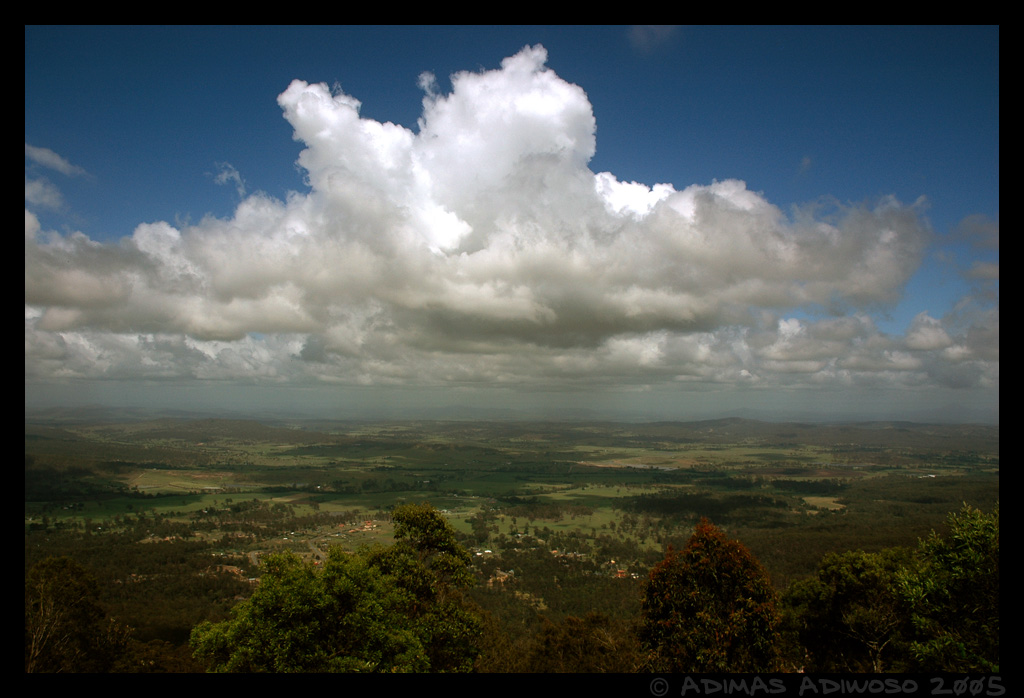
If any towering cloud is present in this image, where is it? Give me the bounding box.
[25,45,995,398]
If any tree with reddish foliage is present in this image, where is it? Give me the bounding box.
[639,518,781,672]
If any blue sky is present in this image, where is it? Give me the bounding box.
[25,26,999,422]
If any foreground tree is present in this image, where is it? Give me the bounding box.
[898,503,999,672]
[525,612,642,673]
[639,518,781,672]
[25,556,132,673]
[780,503,999,673]
[190,550,429,672]
[361,502,482,672]
[780,548,913,672]
[189,502,482,672]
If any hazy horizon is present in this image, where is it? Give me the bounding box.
[26,27,998,425]
[24,384,998,426]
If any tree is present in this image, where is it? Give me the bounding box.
[190,549,429,672]
[189,502,482,672]
[25,556,131,673]
[779,503,999,673]
[525,612,641,673]
[638,518,781,672]
[362,502,482,672]
[780,547,913,672]
[897,503,999,672]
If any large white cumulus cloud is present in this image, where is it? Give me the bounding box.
[25,45,996,395]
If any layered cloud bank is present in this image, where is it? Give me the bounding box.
[25,46,998,401]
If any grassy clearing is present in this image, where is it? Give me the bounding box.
[802,496,846,511]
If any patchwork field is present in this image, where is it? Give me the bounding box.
[27,415,997,550]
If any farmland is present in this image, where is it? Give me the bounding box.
[25,413,998,670]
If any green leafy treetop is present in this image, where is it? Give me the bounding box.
[190,502,482,672]
[779,503,999,673]
[780,547,914,673]
[639,518,781,673]
[898,503,999,672]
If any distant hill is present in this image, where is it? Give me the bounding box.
[25,407,998,455]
